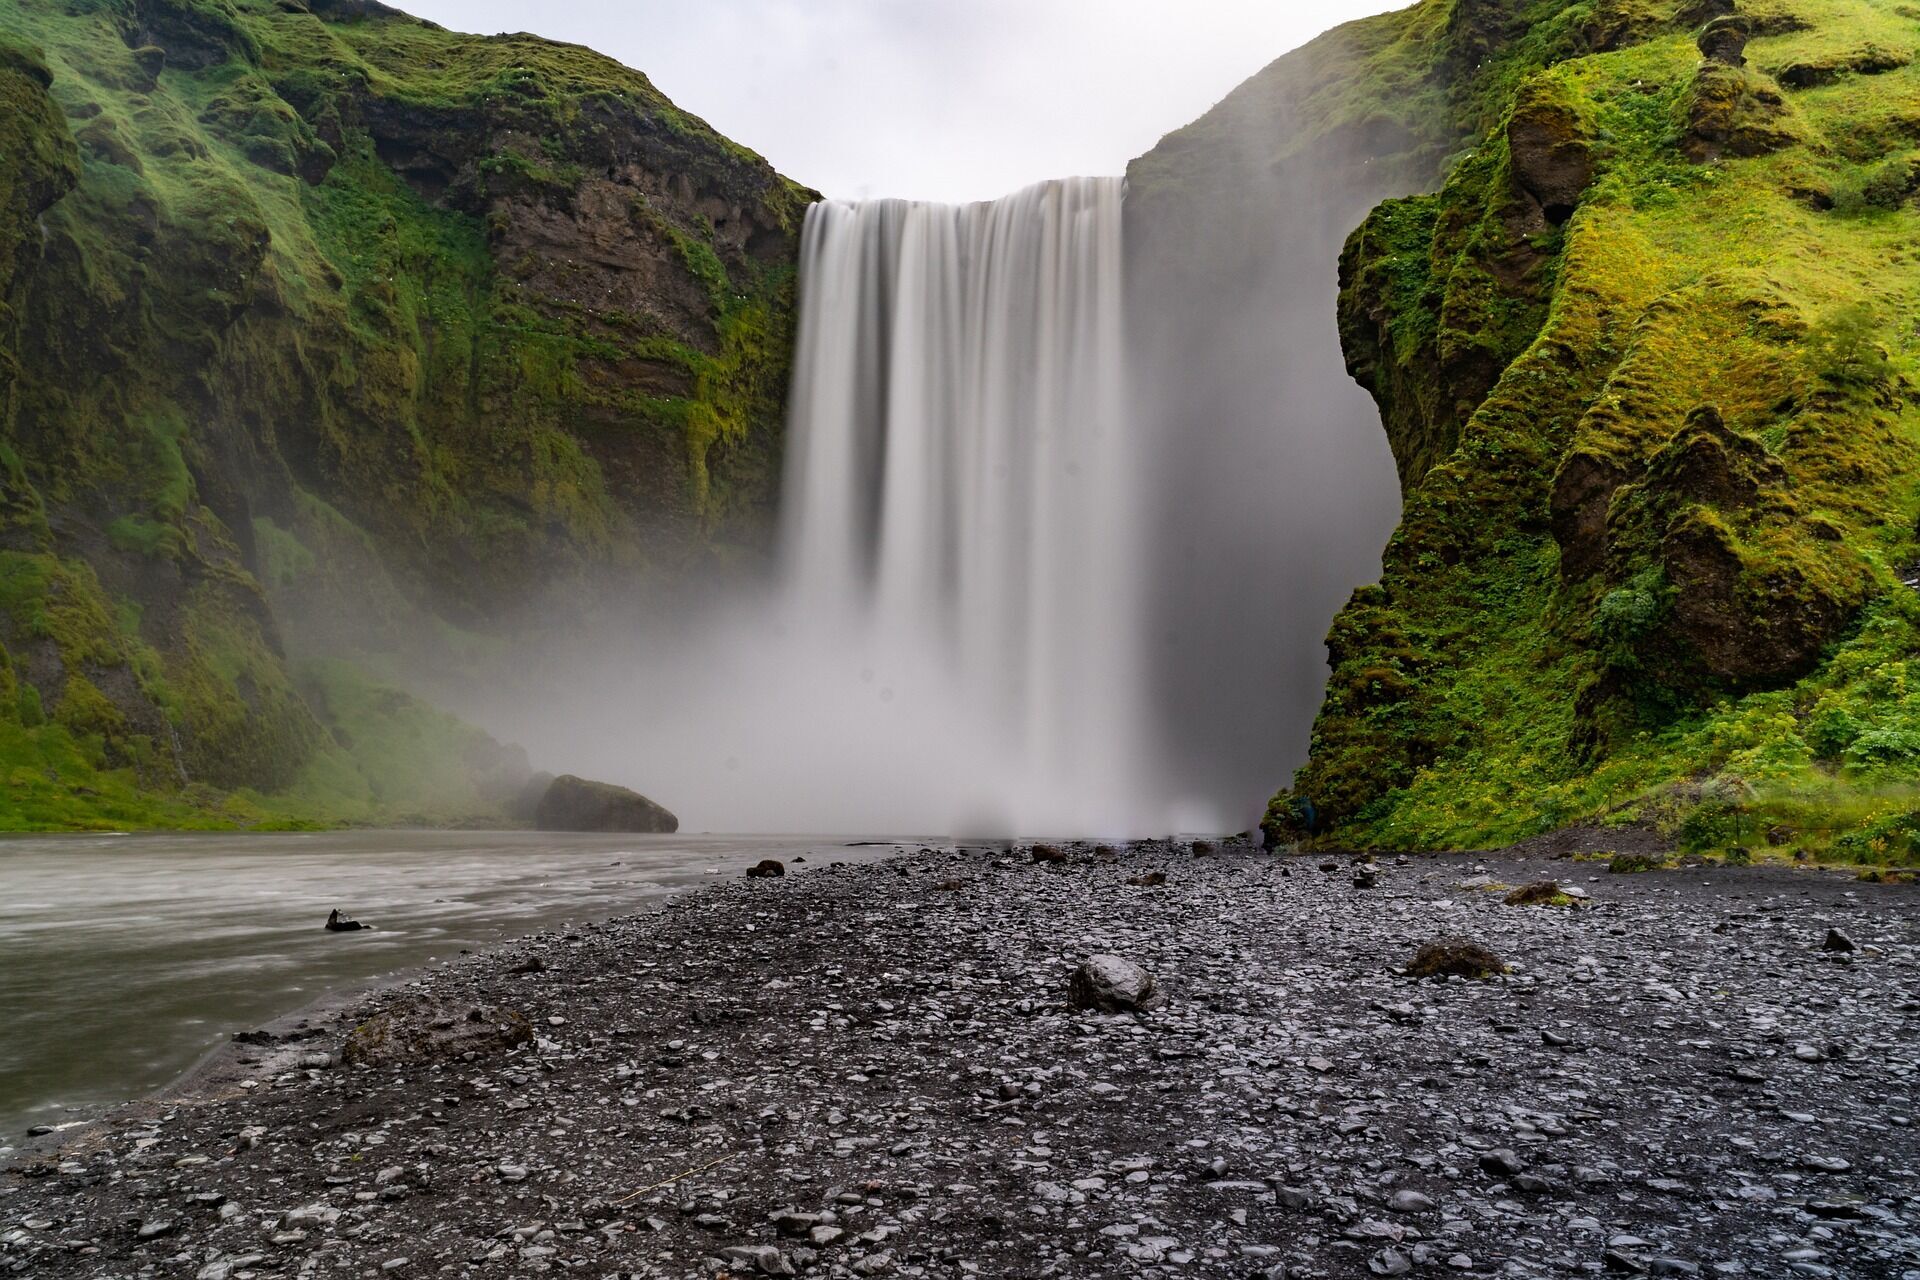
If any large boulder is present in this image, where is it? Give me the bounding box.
[1068,955,1162,1012]
[535,775,679,833]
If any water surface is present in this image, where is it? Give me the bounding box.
[0,829,880,1144]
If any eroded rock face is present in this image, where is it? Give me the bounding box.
[1697,16,1751,67]
[1682,65,1799,162]
[1507,91,1594,224]
[535,775,679,834]
[1605,408,1873,689]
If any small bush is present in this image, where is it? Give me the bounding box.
[1804,303,1893,390]
[1844,728,1920,770]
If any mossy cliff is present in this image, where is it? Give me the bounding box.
[0,0,811,828]
[1259,0,1920,864]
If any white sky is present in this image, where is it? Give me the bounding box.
[393,1,1404,203]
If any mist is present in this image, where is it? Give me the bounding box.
[329,18,1426,838]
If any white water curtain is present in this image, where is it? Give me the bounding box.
[781,179,1146,834]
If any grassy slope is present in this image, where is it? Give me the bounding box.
[1274,0,1920,865]
[0,0,807,829]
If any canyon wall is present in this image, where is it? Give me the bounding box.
[0,0,812,826]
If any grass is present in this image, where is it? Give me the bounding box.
[1275,0,1920,866]
[0,0,810,828]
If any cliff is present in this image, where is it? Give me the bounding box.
[0,0,811,828]
[1259,0,1920,865]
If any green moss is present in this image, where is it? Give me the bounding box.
[1286,0,1920,864]
[0,0,812,828]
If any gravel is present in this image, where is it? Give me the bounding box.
[3,841,1917,1278]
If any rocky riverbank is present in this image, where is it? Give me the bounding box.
[4,840,1918,1278]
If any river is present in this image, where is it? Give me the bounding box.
[0,829,895,1147]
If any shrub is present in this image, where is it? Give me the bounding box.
[1804,303,1893,390]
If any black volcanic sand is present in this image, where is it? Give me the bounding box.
[4,843,1918,1279]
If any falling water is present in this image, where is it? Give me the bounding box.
[779,178,1149,833]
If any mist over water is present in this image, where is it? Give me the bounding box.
[509,180,1162,837]
[470,152,1402,837]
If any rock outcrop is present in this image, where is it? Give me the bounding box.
[535,774,678,834]
[0,1,808,826]
[1263,0,1920,861]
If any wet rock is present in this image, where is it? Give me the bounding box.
[1068,954,1160,1012]
[1479,1148,1528,1178]
[535,774,678,833]
[1697,15,1749,66]
[746,859,787,879]
[342,1002,532,1066]
[324,908,366,933]
[1407,936,1505,980]
[6,844,1917,1280]
[1504,880,1571,906]
[1822,927,1856,953]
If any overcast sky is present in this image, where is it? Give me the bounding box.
[394,1,1404,203]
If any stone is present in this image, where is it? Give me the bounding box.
[746,859,786,879]
[1505,881,1570,906]
[1479,1149,1528,1178]
[1822,928,1856,953]
[535,774,678,833]
[1068,955,1160,1012]
[1507,85,1595,222]
[324,908,367,933]
[343,1002,532,1066]
[1407,937,1505,980]
[1697,15,1750,66]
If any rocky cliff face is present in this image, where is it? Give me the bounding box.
[1265,0,1920,864]
[0,0,812,827]
[1122,0,1656,821]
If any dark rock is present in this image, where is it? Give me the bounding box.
[1822,927,1856,953]
[1407,937,1505,980]
[1030,844,1068,864]
[746,859,786,880]
[535,775,678,834]
[1068,954,1160,1012]
[1696,15,1749,66]
[1479,1148,1528,1178]
[1778,47,1913,90]
[342,1003,532,1066]
[1507,84,1595,224]
[1682,64,1800,162]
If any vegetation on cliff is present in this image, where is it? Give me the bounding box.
[0,0,811,828]
[1270,0,1920,865]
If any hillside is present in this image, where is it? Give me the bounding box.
[1257,0,1920,865]
[0,0,811,827]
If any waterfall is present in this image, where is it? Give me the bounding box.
[779,178,1149,834]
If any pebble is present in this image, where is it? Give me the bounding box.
[1,843,1914,1279]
